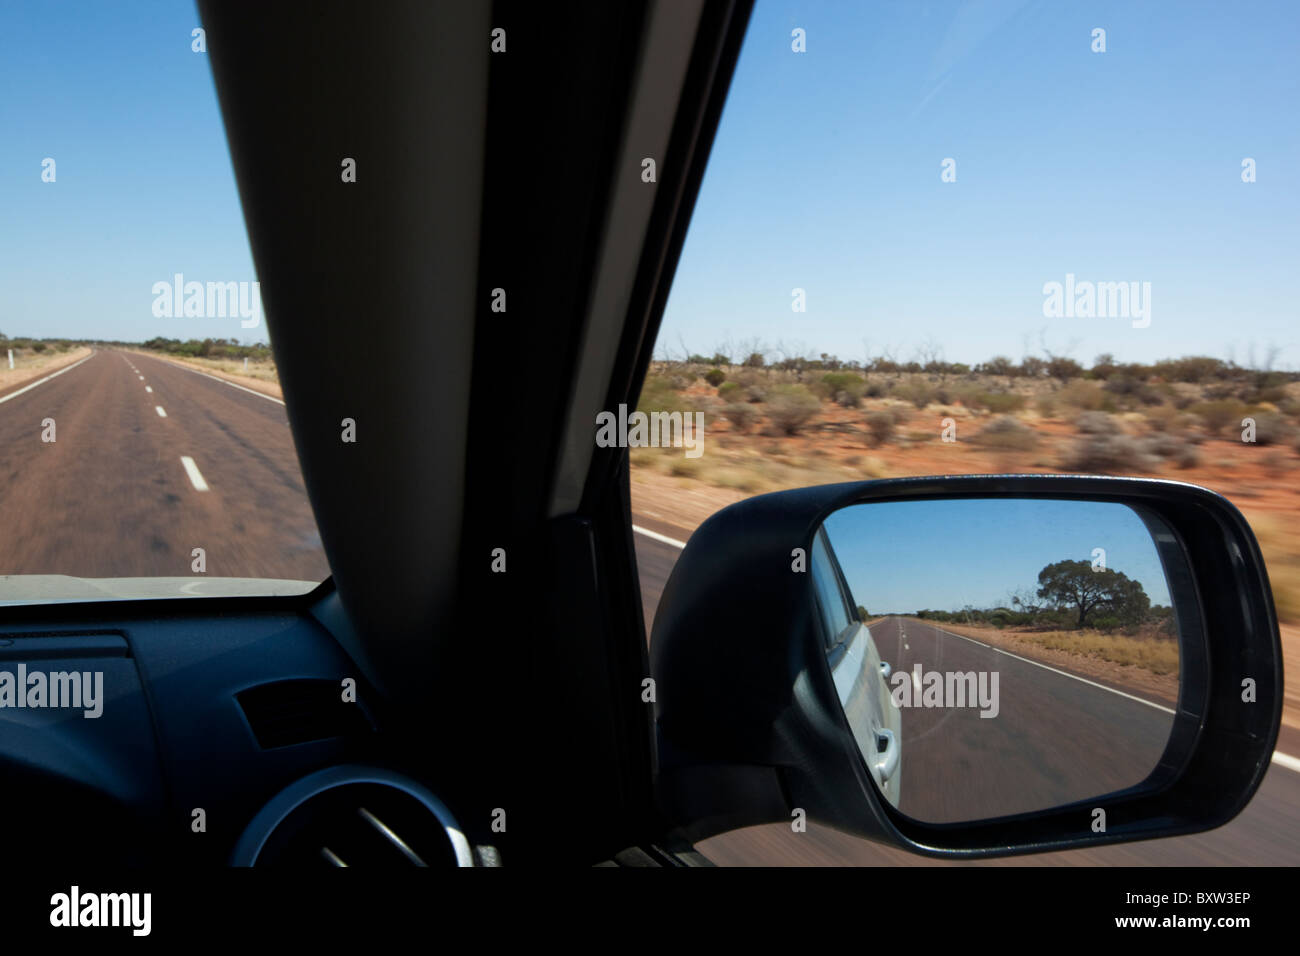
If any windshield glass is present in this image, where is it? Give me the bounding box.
[631,0,1299,863]
[0,1,329,602]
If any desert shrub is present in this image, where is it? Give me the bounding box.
[1242,384,1287,405]
[1074,411,1122,436]
[1104,375,1162,407]
[636,375,683,413]
[893,380,936,409]
[821,372,863,394]
[1046,356,1084,384]
[1171,441,1202,469]
[1058,380,1109,411]
[1244,411,1299,446]
[1141,403,1180,432]
[1036,392,1059,418]
[704,368,726,387]
[1190,399,1246,436]
[766,385,821,435]
[960,388,1026,414]
[719,402,759,432]
[1149,356,1228,384]
[1064,434,1158,473]
[865,410,896,447]
[979,356,1017,377]
[717,381,741,401]
[1141,432,1202,468]
[971,416,1038,450]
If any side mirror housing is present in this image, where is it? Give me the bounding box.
[649,475,1282,857]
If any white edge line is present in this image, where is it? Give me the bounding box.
[920,618,1176,714]
[179,455,209,492]
[143,354,285,405]
[0,351,96,405]
[915,618,1300,774]
[632,524,687,550]
[1272,750,1300,774]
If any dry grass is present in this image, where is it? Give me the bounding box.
[630,444,889,493]
[139,351,280,384]
[1014,629,1180,675]
[0,346,92,392]
[1242,510,1300,625]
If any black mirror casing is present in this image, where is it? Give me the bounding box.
[649,475,1283,857]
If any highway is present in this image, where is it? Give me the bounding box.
[633,522,1300,866]
[0,349,328,584]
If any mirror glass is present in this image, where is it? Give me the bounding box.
[813,498,1182,824]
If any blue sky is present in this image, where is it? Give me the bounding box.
[659,0,1300,369]
[2,1,1296,362]
[0,0,259,343]
[822,498,1172,614]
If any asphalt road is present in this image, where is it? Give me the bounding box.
[0,349,328,583]
[634,523,1300,866]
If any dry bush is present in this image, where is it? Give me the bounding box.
[1191,399,1246,436]
[865,410,896,447]
[893,380,936,409]
[1074,411,1122,435]
[1064,433,1158,473]
[719,402,759,433]
[1057,380,1109,411]
[765,385,821,435]
[971,415,1039,451]
[1245,410,1299,446]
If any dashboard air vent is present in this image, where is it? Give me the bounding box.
[236,679,372,749]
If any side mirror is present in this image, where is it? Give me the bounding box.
[649,475,1282,857]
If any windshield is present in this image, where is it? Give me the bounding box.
[0,1,329,602]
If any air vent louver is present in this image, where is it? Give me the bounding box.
[253,783,459,866]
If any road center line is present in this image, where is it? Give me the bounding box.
[145,386,153,393]
[179,455,209,492]
[155,406,167,418]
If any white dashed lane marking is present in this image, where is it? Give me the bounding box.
[179,456,209,492]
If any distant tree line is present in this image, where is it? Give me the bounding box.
[914,559,1173,635]
[139,337,272,361]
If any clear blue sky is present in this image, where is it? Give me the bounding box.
[822,498,1172,614]
[659,0,1300,370]
[0,0,260,344]
[3,1,1296,362]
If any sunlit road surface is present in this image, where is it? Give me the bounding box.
[634,520,1300,866]
[0,349,328,583]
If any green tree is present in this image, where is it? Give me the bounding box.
[1036,559,1150,628]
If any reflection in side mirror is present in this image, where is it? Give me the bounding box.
[814,498,1181,825]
